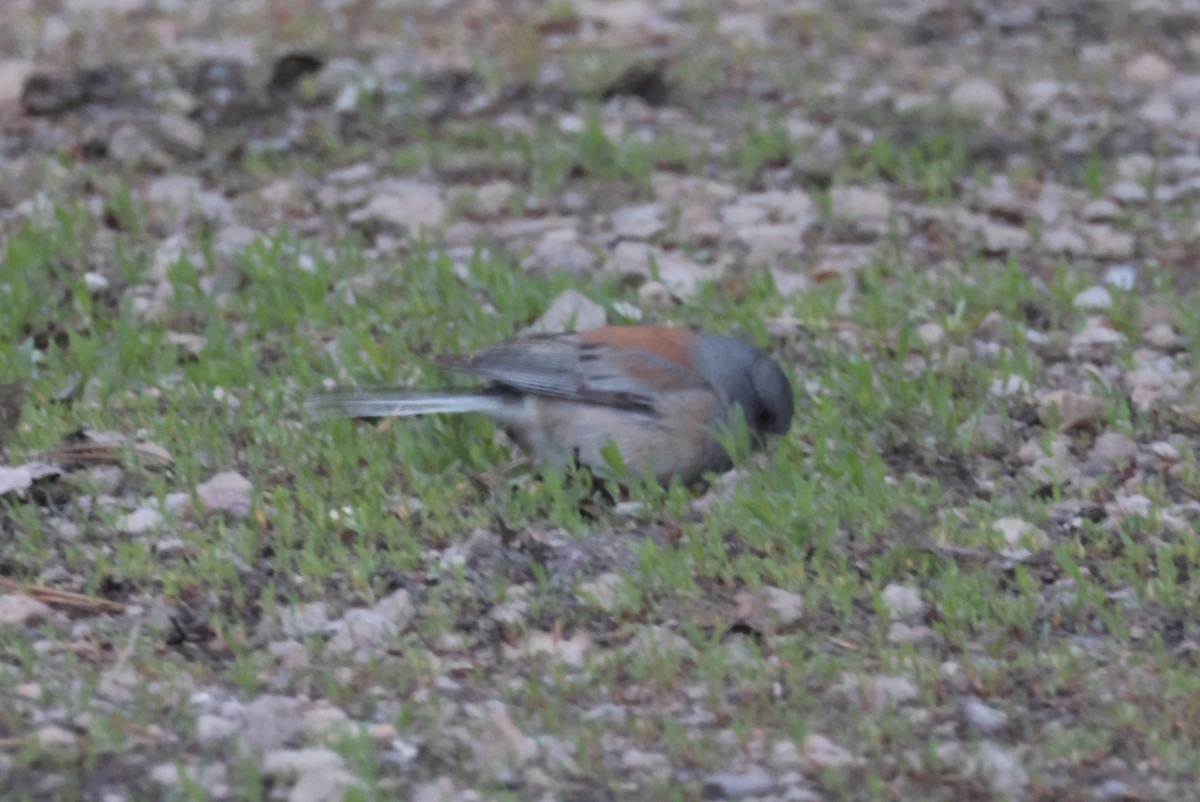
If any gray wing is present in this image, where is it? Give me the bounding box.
[442,334,711,412]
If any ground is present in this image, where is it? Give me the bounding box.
[1,0,1199,800]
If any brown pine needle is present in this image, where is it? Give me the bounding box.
[0,577,126,615]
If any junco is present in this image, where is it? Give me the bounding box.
[308,325,793,486]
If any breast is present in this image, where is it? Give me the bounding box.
[528,389,729,485]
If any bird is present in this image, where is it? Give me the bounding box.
[307,325,794,486]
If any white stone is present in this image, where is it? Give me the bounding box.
[522,290,607,334]
[196,471,253,520]
[949,79,1007,119]
[0,594,54,626]
[1073,286,1113,310]
[880,584,925,619]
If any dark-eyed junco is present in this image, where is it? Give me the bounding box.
[308,325,793,485]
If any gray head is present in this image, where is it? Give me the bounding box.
[691,334,794,439]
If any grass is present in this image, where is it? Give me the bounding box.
[4,15,1200,797]
[4,169,1198,800]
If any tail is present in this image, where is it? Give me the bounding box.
[306,389,504,421]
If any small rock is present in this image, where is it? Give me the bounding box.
[604,241,713,300]
[520,631,591,668]
[0,59,36,105]
[286,768,365,802]
[413,777,457,802]
[1038,390,1104,432]
[1109,180,1148,203]
[829,185,891,234]
[1082,199,1121,222]
[980,222,1031,253]
[1073,286,1113,310]
[612,203,666,240]
[1095,779,1137,802]
[326,609,398,656]
[0,594,54,626]
[734,587,805,632]
[880,584,924,619]
[522,290,607,335]
[474,701,539,783]
[121,507,164,535]
[489,590,529,629]
[239,695,304,753]
[1138,93,1178,126]
[472,181,515,218]
[372,588,413,627]
[621,748,672,780]
[1113,494,1152,519]
[110,124,171,169]
[157,114,205,156]
[949,79,1007,119]
[888,622,939,644]
[166,331,207,356]
[350,180,446,234]
[196,471,253,520]
[1125,53,1176,86]
[957,413,1009,456]
[36,725,78,752]
[791,127,845,179]
[1086,226,1134,259]
[833,673,918,712]
[977,742,1028,798]
[521,231,597,278]
[624,626,695,660]
[1086,431,1139,472]
[802,733,856,768]
[197,714,241,744]
[1105,264,1137,290]
[734,224,802,267]
[302,704,353,737]
[576,573,627,612]
[1143,323,1181,350]
[701,768,777,800]
[162,492,194,516]
[83,272,110,294]
[1041,227,1088,255]
[962,698,1008,733]
[988,374,1030,399]
[1068,319,1126,362]
[1150,441,1179,461]
[278,602,328,638]
[991,518,1048,550]
[915,322,950,353]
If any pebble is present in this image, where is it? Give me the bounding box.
[948,78,1007,119]
[326,608,398,656]
[1073,286,1112,310]
[734,586,805,632]
[121,507,164,535]
[473,701,539,784]
[880,584,925,619]
[978,742,1029,798]
[701,768,777,799]
[196,471,253,520]
[611,203,666,240]
[991,518,1049,550]
[238,695,304,753]
[522,290,607,335]
[962,698,1008,733]
[802,733,856,768]
[1038,390,1104,432]
[0,594,54,626]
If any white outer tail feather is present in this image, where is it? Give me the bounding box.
[306,391,503,420]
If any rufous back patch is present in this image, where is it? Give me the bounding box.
[581,326,694,368]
